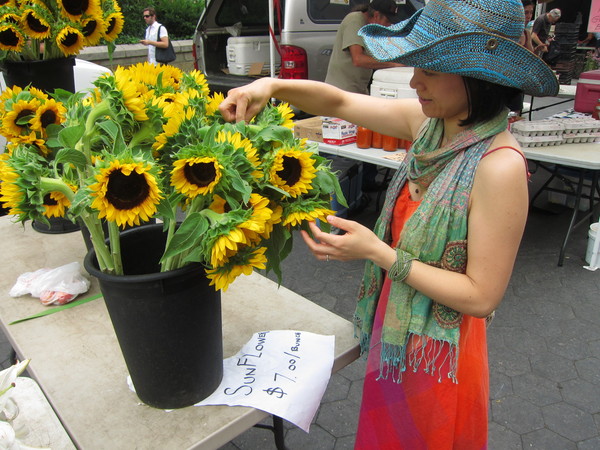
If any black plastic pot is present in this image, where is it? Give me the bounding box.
[83,224,223,409]
[3,57,76,94]
[32,216,80,234]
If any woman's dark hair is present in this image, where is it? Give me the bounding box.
[460,77,520,126]
[521,0,534,7]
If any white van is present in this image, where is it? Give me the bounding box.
[193,0,425,95]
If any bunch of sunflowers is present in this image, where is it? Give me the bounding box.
[0,63,343,291]
[0,0,123,61]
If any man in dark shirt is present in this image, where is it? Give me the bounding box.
[532,8,561,59]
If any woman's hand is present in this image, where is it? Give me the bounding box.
[219,78,276,123]
[300,215,396,269]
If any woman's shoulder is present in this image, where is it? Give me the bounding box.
[476,130,528,183]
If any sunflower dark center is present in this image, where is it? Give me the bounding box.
[25,13,49,34]
[82,20,97,37]
[60,31,80,47]
[43,194,58,206]
[0,29,19,46]
[40,110,57,128]
[16,109,35,126]
[278,156,301,186]
[106,17,116,35]
[184,162,216,187]
[106,170,150,210]
[63,0,89,15]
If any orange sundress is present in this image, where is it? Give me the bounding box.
[355,183,489,449]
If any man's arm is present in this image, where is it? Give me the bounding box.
[347,45,402,70]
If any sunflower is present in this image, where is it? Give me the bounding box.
[56,25,85,56]
[111,67,148,121]
[171,155,223,198]
[205,92,224,117]
[0,0,17,7]
[102,11,124,42]
[42,190,72,218]
[206,246,267,291]
[81,15,106,46]
[0,23,25,52]
[57,0,102,21]
[1,98,41,138]
[238,193,272,244]
[183,70,210,98]
[210,226,251,268]
[269,146,317,197]
[89,159,162,228]
[31,99,67,133]
[21,6,52,40]
[0,163,24,215]
[282,202,335,227]
[275,103,294,128]
[215,130,263,178]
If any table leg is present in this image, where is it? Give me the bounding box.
[558,171,586,266]
[253,415,288,450]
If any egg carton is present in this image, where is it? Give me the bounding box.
[510,120,564,137]
[559,118,600,134]
[514,134,563,147]
[562,132,600,144]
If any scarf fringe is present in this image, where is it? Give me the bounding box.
[377,334,459,384]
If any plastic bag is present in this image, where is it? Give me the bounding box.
[9,262,91,306]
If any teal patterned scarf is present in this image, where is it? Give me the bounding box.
[354,112,508,381]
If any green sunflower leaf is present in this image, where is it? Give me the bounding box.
[161,212,209,261]
[58,124,85,148]
[54,148,87,171]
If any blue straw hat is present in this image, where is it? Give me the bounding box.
[358,0,559,97]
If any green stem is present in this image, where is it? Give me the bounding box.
[128,121,157,149]
[107,221,123,275]
[78,99,112,161]
[80,215,114,273]
[161,213,178,272]
[39,177,74,202]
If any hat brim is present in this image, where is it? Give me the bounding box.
[359,22,559,97]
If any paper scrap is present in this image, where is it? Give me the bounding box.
[195,330,335,432]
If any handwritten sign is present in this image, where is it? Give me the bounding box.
[195,330,335,432]
[589,0,600,33]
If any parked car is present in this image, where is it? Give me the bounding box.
[193,0,425,95]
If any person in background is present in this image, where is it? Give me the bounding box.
[532,8,561,59]
[325,0,403,94]
[508,0,538,113]
[519,0,535,52]
[140,7,169,64]
[326,0,403,193]
[219,0,558,446]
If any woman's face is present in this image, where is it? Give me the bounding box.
[409,68,469,123]
[524,5,534,25]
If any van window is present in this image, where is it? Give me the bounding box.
[215,0,287,27]
[307,0,361,24]
[308,0,425,25]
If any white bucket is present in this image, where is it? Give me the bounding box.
[586,222,599,265]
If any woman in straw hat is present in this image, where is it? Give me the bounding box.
[220,0,558,447]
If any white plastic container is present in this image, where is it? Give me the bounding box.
[370,67,417,99]
[586,222,599,265]
[226,36,280,76]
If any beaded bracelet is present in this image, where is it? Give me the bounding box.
[388,249,418,282]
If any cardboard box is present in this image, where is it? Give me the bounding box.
[322,117,357,145]
[293,116,323,142]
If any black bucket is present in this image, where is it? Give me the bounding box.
[83,224,223,409]
[3,57,76,94]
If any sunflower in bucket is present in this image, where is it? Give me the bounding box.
[0,62,345,290]
[0,0,123,61]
